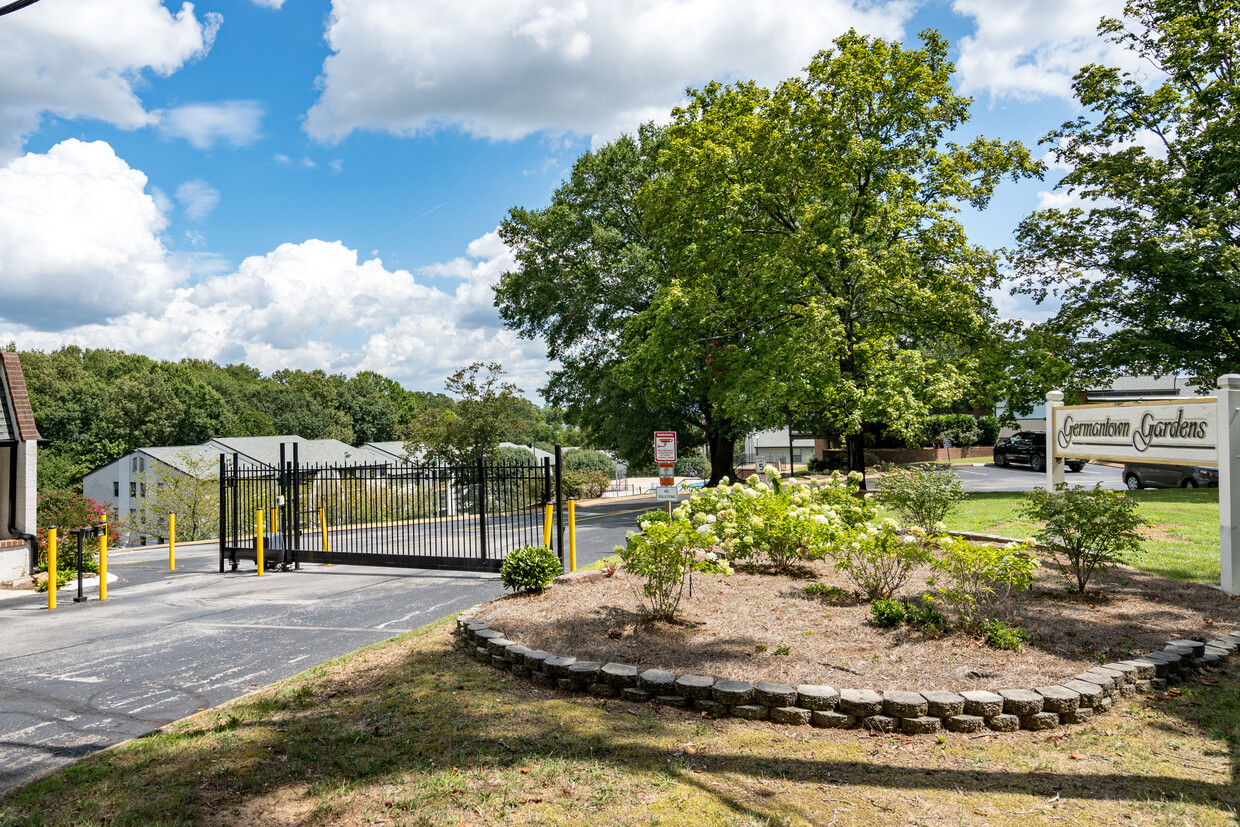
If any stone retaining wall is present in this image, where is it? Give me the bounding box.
[455,612,1238,735]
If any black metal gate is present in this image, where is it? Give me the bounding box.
[219,443,563,573]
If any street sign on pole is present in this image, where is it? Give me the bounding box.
[654,431,677,464]
[654,485,680,502]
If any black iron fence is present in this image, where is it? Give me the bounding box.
[219,443,563,573]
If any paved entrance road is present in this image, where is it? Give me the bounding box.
[948,462,1125,492]
[0,497,652,794]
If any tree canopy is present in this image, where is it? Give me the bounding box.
[497,29,1038,483]
[1013,0,1240,385]
[399,362,527,465]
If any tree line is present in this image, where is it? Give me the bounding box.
[10,345,580,493]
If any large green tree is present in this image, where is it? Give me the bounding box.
[495,125,730,479]
[1013,0,1240,383]
[399,362,525,465]
[639,30,1040,481]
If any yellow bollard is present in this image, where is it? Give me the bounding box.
[270,507,277,535]
[319,507,331,564]
[168,513,176,570]
[99,515,108,601]
[256,510,265,576]
[543,503,553,549]
[568,498,577,572]
[47,527,57,611]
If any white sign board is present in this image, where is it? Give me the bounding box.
[1052,398,1218,467]
[654,431,677,464]
[1045,379,1240,596]
[654,485,680,502]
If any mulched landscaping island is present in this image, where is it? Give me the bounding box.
[461,557,1240,734]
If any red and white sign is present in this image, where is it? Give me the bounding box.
[654,431,677,464]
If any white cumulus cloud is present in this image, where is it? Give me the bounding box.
[157,101,264,150]
[952,0,1137,101]
[304,0,913,143]
[176,179,221,220]
[0,0,220,159]
[0,140,184,330]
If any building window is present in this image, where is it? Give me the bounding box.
[113,481,119,497]
[130,482,136,497]
[140,483,147,497]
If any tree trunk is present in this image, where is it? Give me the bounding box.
[706,424,736,487]
[845,432,868,492]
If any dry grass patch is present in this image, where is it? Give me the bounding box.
[1,618,1236,826]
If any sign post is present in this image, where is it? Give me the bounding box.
[1218,376,1240,594]
[654,432,678,513]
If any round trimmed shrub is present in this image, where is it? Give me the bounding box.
[563,449,615,475]
[500,545,562,593]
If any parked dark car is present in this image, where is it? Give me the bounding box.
[993,430,1086,472]
[1122,463,1217,489]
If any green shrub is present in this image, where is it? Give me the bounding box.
[636,509,671,528]
[500,545,562,594]
[976,415,1002,446]
[980,619,1029,651]
[926,535,1040,630]
[905,600,948,631]
[1019,484,1148,593]
[673,453,710,477]
[801,583,858,601]
[833,521,929,600]
[870,597,907,627]
[923,414,981,448]
[618,519,713,621]
[37,490,119,566]
[562,469,611,498]
[876,465,965,531]
[563,449,615,475]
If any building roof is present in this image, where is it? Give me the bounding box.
[206,436,396,468]
[0,353,42,443]
[138,444,231,475]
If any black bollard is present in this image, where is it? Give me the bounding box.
[73,528,87,603]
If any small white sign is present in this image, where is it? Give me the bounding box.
[654,485,680,502]
[654,431,677,464]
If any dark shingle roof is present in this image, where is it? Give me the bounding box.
[0,353,41,443]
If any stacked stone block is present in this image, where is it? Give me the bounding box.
[454,612,1235,736]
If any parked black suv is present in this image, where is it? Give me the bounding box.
[1122,463,1217,489]
[993,430,1086,472]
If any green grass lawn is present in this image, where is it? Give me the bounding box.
[944,488,1221,584]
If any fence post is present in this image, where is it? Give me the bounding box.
[169,513,176,571]
[477,456,488,560]
[218,454,226,573]
[554,444,564,568]
[98,515,108,601]
[47,526,56,611]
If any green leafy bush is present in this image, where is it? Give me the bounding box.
[562,449,615,475]
[876,465,965,532]
[1019,483,1148,593]
[870,597,907,627]
[636,509,671,528]
[686,466,872,572]
[833,520,929,600]
[500,545,562,594]
[926,535,1040,630]
[618,518,714,621]
[905,600,948,631]
[980,619,1029,651]
[976,415,1002,446]
[37,490,119,566]
[801,583,859,601]
[562,469,611,498]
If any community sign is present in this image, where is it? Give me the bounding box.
[1052,398,1218,467]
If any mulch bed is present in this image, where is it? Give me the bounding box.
[476,554,1240,692]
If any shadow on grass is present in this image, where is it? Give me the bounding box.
[1,618,1237,826]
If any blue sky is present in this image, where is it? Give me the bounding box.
[0,0,1132,400]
